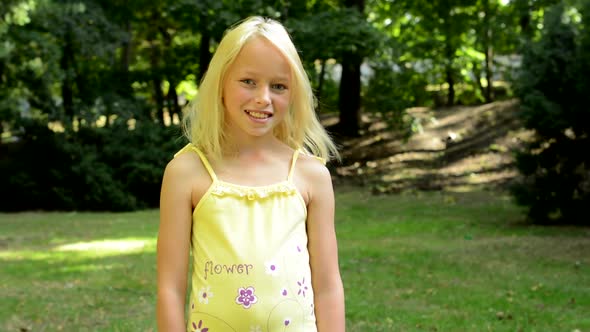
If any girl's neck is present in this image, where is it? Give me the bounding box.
[222,135,284,158]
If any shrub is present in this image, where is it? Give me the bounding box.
[511,2,590,224]
[0,118,184,212]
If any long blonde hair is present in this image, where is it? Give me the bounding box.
[182,16,339,162]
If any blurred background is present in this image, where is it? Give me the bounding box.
[1,0,589,223]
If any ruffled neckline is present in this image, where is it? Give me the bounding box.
[210,180,298,200]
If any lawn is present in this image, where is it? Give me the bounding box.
[1,187,589,332]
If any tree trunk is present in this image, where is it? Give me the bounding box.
[442,13,455,107]
[0,60,4,144]
[106,19,133,127]
[483,0,494,102]
[445,65,455,107]
[337,0,365,136]
[484,46,494,102]
[120,20,132,97]
[515,0,533,42]
[61,24,74,122]
[150,41,164,123]
[198,16,211,83]
[317,59,326,113]
[167,78,182,122]
[472,61,485,100]
[338,53,362,136]
[158,26,181,125]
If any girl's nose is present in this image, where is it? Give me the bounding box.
[254,86,271,106]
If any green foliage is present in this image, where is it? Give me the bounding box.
[0,118,183,212]
[100,120,183,207]
[363,61,429,135]
[287,8,383,62]
[306,61,341,113]
[511,1,590,224]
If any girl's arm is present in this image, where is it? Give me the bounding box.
[306,161,346,331]
[157,156,194,331]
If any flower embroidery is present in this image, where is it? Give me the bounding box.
[235,286,258,309]
[250,325,262,332]
[297,277,308,297]
[191,319,209,332]
[281,287,288,296]
[284,318,291,326]
[265,261,279,276]
[198,286,213,304]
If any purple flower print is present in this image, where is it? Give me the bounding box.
[191,319,209,332]
[297,277,308,297]
[284,318,291,326]
[235,286,258,309]
[281,288,288,296]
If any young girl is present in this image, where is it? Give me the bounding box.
[157,16,345,332]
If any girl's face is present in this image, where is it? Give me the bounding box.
[222,37,292,140]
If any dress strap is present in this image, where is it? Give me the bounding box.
[176,143,218,182]
[193,147,218,182]
[287,150,300,182]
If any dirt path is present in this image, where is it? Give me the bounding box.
[329,99,532,193]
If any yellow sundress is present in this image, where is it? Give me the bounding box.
[175,144,317,332]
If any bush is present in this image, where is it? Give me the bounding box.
[0,118,71,211]
[0,118,184,212]
[511,2,590,224]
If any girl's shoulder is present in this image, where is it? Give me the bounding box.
[296,150,329,171]
[167,148,205,175]
[164,145,213,203]
[294,151,332,185]
[292,151,333,205]
[167,144,207,175]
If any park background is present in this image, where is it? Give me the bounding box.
[1,0,589,331]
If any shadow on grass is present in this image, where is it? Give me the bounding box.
[331,100,528,194]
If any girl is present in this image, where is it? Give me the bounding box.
[157,16,345,332]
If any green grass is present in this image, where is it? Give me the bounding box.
[1,187,589,331]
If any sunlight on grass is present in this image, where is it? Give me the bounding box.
[0,250,52,260]
[0,238,156,261]
[54,238,154,253]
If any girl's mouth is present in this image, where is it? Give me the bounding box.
[245,110,272,119]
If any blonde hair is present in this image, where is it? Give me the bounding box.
[182,16,340,162]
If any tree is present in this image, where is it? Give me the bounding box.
[0,0,38,141]
[288,4,381,136]
[511,1,590,224]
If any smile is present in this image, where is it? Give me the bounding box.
[245,110,272,119]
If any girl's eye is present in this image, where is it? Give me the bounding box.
[272,84,287,91]
[241,79,255,85]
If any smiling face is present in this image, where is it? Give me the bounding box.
[221,36,292,142]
